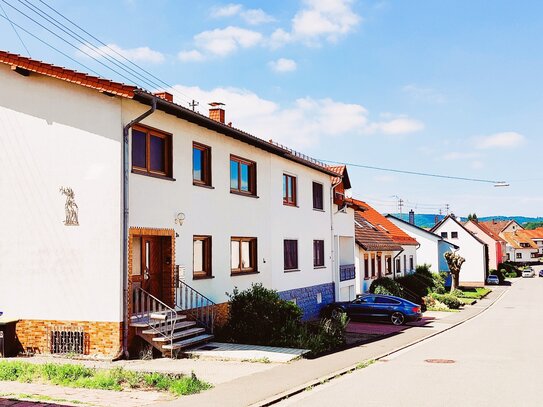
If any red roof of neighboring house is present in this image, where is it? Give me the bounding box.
[0,50,136,97]
[522,228,543,239]
[479,220,515,235]
[355,199,419,246]
[467,220,505,243]
[501,231,538,249]
[328,165,351,189]
[354,211,402,251]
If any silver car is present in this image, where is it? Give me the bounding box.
[486,275,499,285]
[522,268,535,278]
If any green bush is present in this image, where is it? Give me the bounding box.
[498,262,521,277]
[431,272,446,294]
[396,274,429,298]
[369,277,404,297]
[221,283,302,345]
[431,293,462,309]
[506,271,517,278]
[450,289,463,297]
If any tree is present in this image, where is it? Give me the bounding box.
[444,251,466,292]
[472,213,478,221]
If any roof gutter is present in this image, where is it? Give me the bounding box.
[120,97,157,359]
[132,90,338,177]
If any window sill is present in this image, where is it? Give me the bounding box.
[193,182,215,189]
[230,190,259,199]
[284,269,300,273]
[231,271,260,276]
[132,170,175,182]
[193,274,214,280]
[314,266,326,269]
[364,277,370,280]
[313,208,325,212]
[283,203,298,208]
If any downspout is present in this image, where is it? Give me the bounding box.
[329,178,342,301]
[120,97,157,359]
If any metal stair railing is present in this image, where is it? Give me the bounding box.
[176,280,216,334]
[133,287,176,351]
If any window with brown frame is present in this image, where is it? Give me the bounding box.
[371,254,376,277]
[231,237,257,274]
[313,240,325,267]
[409,255,414,271]
[132,126,172,177]
[312,182,324,210]
[364,254,369,279]
[395,257,401,273]
[193,236,212,278]
[230,155,256,195]
[385,255,392,275]
[377,254,382,277]
[284,239,298,270]
[193,142,211,186]
[283,174,297,206]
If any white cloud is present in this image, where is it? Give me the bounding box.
[273,0,361,47]
[474,132,526,149]
[370,117,425,135]
[170,84,423,149]
[177,50,205,62]
[241,8,276,25]
[211,3,275,25]
[402,84,446,104]
[78,43,165,64]
[193,26,263,56]
[211,3,242,18]
[268,58,297,73]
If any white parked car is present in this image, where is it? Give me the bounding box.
[486,275,500,285]
[522,268,535,278]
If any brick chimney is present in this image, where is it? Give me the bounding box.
[209,102,225,124]
[153,92,173,102]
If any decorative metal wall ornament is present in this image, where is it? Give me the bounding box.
[174,212,185,226]
[59,187,79,226]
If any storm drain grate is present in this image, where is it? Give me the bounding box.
[425,359,455,364]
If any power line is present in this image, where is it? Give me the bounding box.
[319,158,507,185]
[34,0,194,104]
[0,1,31,56]
[0,12,102,76]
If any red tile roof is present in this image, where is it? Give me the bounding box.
[479,220,514,235]
[355,199,419,246]
[467,220,505,243]
[501,231,538,249]
[522,228,543,239]
[327,165,351,188]
[0,50,136,98]
[355,211,402,251]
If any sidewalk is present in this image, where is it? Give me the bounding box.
[156,286,508,407]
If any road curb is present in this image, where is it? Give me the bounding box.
[254,287,509,407]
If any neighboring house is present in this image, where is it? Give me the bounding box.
[0,51,353,357]
[386,215,458,274]
[354,211,402,294]
[352,200,419,277]
[520,228,543,259]
[431,215,488,286]
[480,219,523,235]
[464,220,507,270]
[500,231,539,263]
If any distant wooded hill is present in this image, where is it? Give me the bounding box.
[389,213,543,229]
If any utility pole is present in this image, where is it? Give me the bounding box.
[398,198,404,215]
[189,100,199,111]
[445,203,450,215]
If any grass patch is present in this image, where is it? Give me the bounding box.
[241,357,271,364]
[426,307,460,312]
[356,359,375,370]
[457,287,491,299]
[457,298,477,305]
[0,361,211,396]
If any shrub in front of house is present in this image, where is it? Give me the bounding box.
[220,283,302,345]
[219,283,347,357]
[369,277,404,297]
[498,262,521,277]
[430,293,461,309]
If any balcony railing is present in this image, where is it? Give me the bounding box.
[339,264,356,281]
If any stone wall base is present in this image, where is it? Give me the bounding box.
[15,319,122,358]
[278,282,335,320]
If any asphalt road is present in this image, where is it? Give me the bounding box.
[279,272,543,407]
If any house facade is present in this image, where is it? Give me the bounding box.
[479,220,539,264]
[464,220,506,270]
[431,215,488,286]
[386,215,458,274]
[354,211,403,294]
[0,51,353,357]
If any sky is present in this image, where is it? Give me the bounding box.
[1,0,542,217]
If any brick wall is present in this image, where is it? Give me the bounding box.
[15,320,122,357]
[278,283,335,320]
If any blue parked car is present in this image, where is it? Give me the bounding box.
[323,294,423,325]
[539,270,543,278]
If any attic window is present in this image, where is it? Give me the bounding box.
[378,225,389,233]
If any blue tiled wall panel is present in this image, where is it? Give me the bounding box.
[278,282,335,320]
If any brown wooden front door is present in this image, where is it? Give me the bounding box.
[131,235,163,301]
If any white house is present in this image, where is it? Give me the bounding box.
[386,215,458,274]
[431,215,488,286]
[0,50,354,358]
[479,220,538,264]
[464,220,506,270]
